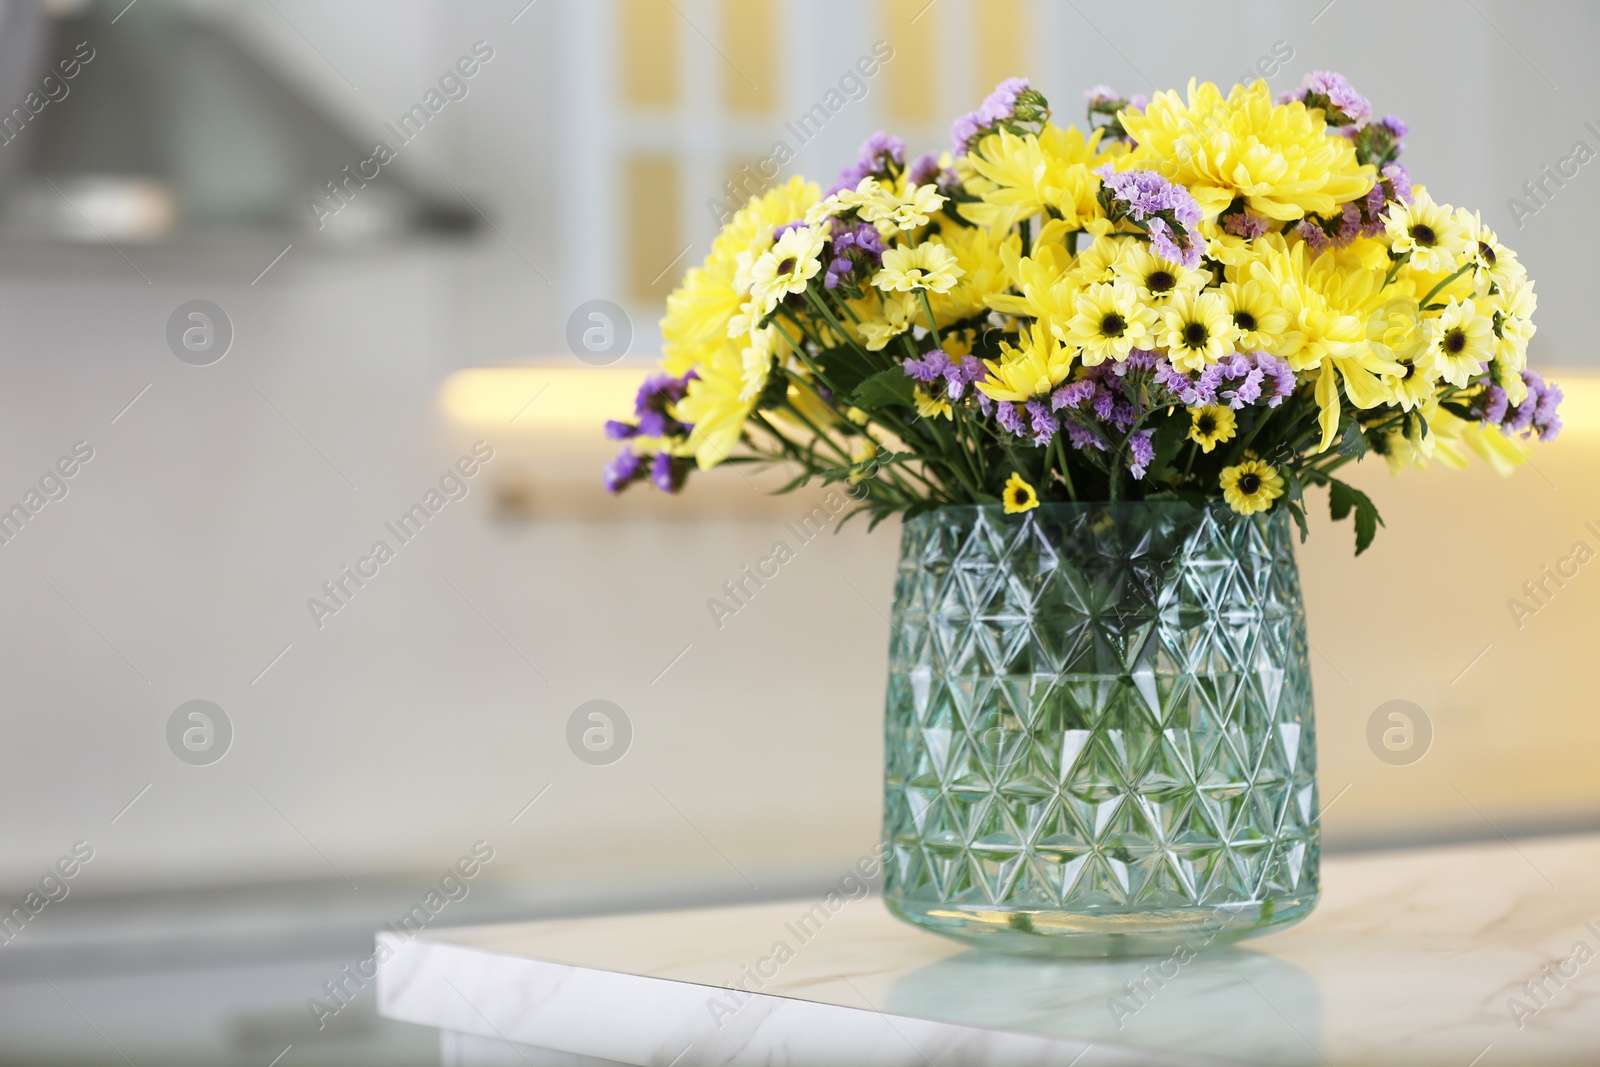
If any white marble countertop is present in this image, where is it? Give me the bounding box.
[377,833,1600,1066]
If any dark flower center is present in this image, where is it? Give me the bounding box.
[1443,327,1467,355]
[1008,488,1027,504]
[1183,321,1209,348]
[1238,473,1262,495]
[1411,223,1437,248]
[1480,241,1496,266]
[1233,310,1257,332]
[777,257,797,276]
[1147,270,1176,294]
[1401,361,1416,380]
[1100,312,1127,337]
[1197,415,1216,434]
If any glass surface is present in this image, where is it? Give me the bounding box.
[882,503,1319,957]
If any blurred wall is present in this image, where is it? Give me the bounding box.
[2,0,1599,910]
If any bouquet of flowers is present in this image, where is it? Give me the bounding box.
[604,73,1560,552]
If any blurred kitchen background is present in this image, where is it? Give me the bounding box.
[1,0,1598,1062]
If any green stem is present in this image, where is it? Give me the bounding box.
[916,289,943,347]
[1417,261,1475,308]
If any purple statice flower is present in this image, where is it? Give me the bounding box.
[1091,384,1117,421]
[1095,166,1202,227]
[1222,211,1270,240]
[1025,399,1057,445]
[1118,350,1163,375]
[1483,384,1510,425]
[1281,71,1371,128]
[944,355,988,399]
[1127,430,1155,480]
[1094,165,1203,268]
[1382,163,1413,205]
[1051,379,1097,411]
[823,221,884,290]
[1256,354,1296,407]
[1197,353,1266,409]
[1294,219,1332,253]
[1064,421,1105,452]
[1084,84,1121,106]
[951,77,1048,155]
[1377,114,1408,152]
[826,132,906,196]
[649,451,681,493]
[603,448,642,494]
[1128,93,1149,111]
[908,151,942,187]
[996,400,1026,436]
[1493,371,1563,441]
[903,348,953,384]
[1152,359,1205,405]
[604,419,636,440]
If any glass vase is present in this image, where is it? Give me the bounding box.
[881,503,1319,957]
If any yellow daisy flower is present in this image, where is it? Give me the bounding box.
[676,339,757,470]
[1219,459,1285,515]
[1113,243,1208,305]
[1383,357,1441,412]
[1120,79,1375,221]
[859,293,919,351]
[1424,297,1494,387]
[1218,279,1289,353]
[1002,472,1040,514]
[1062,281,1158,365]
[748,224,828,316]
[1187,405,1238,452]
[1383,189,1469,274]
[873,244,964,294]
[1159,289,1238,372]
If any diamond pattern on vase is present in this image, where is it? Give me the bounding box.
[884,504,1319,915]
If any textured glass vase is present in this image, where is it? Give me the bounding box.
[881,503,1318,956]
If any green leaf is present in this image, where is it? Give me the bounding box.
[1328,478,1385,555]
[1286,500,1310,543]
[851,367,915,409]
[1334,419,1367,459]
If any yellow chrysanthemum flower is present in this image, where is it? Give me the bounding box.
[675,339,756,470]
[1219,459,1285,515]
[873,244,964,294]
[1424,297,1494,387]
[961,124,1121,232]
[1120,79,1375,222]
[1002,472,1039,514]
[1160,289,1238,372]
[1063,281,1158,365]
[1188,405,1238,452]
[1243,236,1400,449]
[1383,189,1469,275]
[660,176,818,375]
[928,225,1020,326]
[980,322,1074,402]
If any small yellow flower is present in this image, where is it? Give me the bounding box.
[858,293,919,351]
[748,224,827,315]
[1219,459,1285,515]
[1187,405,1238,453]
[1159,288,1239,372]
[913,387,953,420]
[1062,281,1158,365]
[1002,472,1039,514]
[873,244,964,294]
[1424,297,1494,387]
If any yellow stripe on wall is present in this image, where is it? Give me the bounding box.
[720,0,776,114]
[621,0,678,108]
[883,0,937,125]
[625,154,682,302]
[976,0,1028,103]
